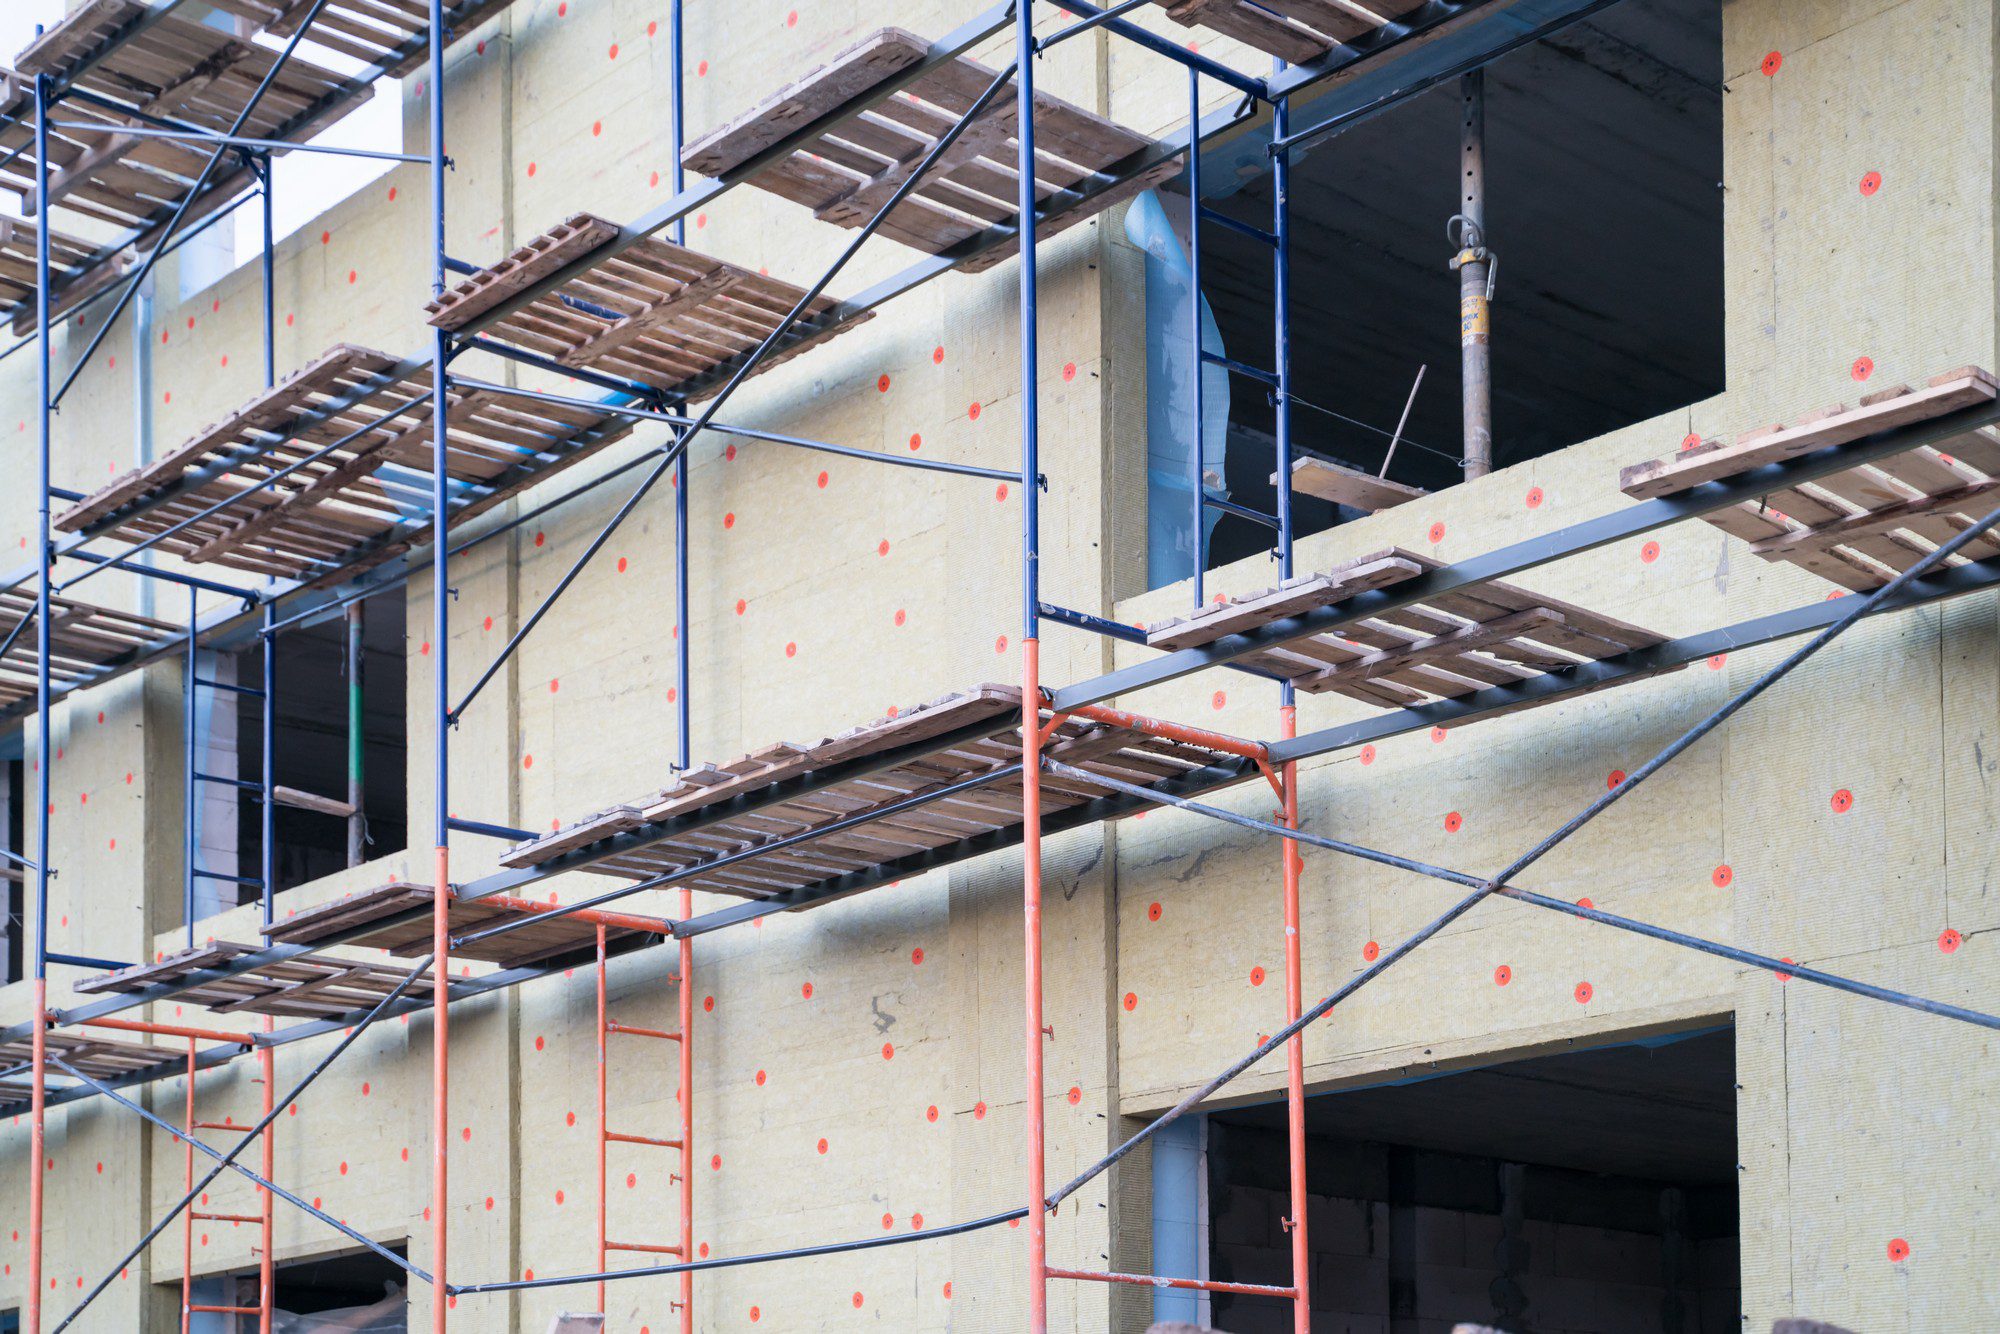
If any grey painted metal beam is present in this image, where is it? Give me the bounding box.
[1052,397,2000,711]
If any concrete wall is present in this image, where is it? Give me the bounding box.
[0,0,1995,1329]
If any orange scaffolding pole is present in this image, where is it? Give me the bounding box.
[431,844,450,1334]
[595,919,694,1324]
[677,885,694,1334]
[259,1016,276,1334]
[27,981,44,1334]
[1022,637,1049,1333]
[1279,702,1311,1332]
[182,1038,195,1334]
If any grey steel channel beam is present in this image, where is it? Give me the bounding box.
[1053,396,2000,711]
[19,547,2000,1115]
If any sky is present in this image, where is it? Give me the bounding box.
[0,0,401,267]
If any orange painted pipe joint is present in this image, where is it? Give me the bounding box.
[78,1017,257,1046]
[481,892,678,937]
[1060,701,1269,762]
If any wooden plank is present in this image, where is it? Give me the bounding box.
[1619,369,1999,500]
[1282,456,1426,512]
[682,29,934,179]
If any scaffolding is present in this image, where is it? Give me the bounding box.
[3,1,2000,1332]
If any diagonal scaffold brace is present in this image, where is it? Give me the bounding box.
[1038,495,2000,1214]
[50,955,439,1332]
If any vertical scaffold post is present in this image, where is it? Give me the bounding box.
[426,0,452,1327]
[181,1039,197,1334]
[670,0,691,776]
[184,583,199,947]
[1017,1,1048,1330]
[1271,78,1311,1334]
[260,151,276,387]
[1187,66,1205,610]
[677,886,695,1334]
[669,10,696,1313]
[258,600,277,1334]
[595,924,609,1314]
[28,69,51,1334]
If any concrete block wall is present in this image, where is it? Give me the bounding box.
[0,0,1994,1329]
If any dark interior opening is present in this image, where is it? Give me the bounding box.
[1204,1027,1739,1333]
[272,1244,410,1324]
[231,586,407,901]
[177,1243,409,1330]
[1178,0,1724,577]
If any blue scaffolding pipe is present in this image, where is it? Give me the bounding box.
[51,0,342,408]
[49,118,429,163]
[448,375,1024,483]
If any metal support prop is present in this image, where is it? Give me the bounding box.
[28,70,51,1334]
[426,1,452,1328]
[1016,2,1049,1329]
[1455,69,1491,480]
[347,601,366,866]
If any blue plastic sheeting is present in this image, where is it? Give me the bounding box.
[1150,1113,1208,1326]
[1126,189,1230,591]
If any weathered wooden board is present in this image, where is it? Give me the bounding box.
[53,344,634,585]
[1281,455,1426,513]
[498,686,1257,896]
[1151,0,1435,65]
[683,28,1176,272]
[1619,367,2000,591]
[1145,547,1676,712]
[0,586,178,708]
[425,213,872,398]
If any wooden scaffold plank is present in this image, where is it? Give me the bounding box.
[52,343,635,585]
[1144,547,1680,715]
[1619,367,2000,592]
[1149,0,1436,66]
[424,213,874,397]
[682,28,1178,273]
[497,685,1261,900]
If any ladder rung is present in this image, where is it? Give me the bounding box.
[189,1305,263,1315]
[604,1021,681,1041]
[604,1130,682,1149]
[605,1241,684,1257]
[191,1211,262,1224]
[192,1120,249,1131]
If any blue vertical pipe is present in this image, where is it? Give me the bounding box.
[28,70,51,1334]
[1018,3,1040,643]
[30,73,51,986]
[260,154,276,386]
[1271,92,1293,592]
[184,586,198,947]
[426,3,452,1327]
[670,0,690,770]
[260,603,276,926]
[1186,67,1204,611]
